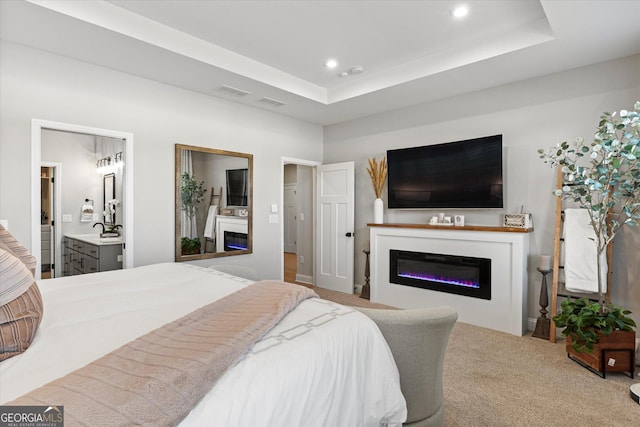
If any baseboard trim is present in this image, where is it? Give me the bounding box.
[295,274,313,285]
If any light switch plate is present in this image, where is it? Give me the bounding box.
[270,204,278,213]
[269,214,279,223]
[62,214,72,223]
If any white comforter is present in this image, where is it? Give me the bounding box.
[0,263,406,426]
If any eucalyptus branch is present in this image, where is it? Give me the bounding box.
[539,101,640,305]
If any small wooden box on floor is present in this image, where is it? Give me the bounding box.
[566,331,635,378]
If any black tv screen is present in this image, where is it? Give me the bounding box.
[387,135,503,209]
[226,168,248,207]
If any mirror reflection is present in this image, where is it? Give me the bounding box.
[175,144,253,261]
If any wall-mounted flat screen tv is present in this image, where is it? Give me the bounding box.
[387,135,503,209]
[226,168,248,207]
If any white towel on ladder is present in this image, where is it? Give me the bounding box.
[563,208,607,293]
[204,206,217,239]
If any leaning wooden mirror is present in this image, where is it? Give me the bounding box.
[175,144,253,261]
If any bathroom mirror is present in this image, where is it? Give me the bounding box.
[103,173,116,225]
[175,144,253,261]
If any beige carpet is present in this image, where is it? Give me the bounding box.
[310,286,639,426]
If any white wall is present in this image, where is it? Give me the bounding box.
[0,41,323,278]
[324,54,640,326]
[41,130,102,236]
[1,39,638,326]
[41,131,125,236]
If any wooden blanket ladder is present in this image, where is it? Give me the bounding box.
[548,168,612,342]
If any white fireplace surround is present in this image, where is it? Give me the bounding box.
[369,224,530,336]
[215,216,249,252]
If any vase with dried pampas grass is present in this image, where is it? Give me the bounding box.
[367,157,387,223]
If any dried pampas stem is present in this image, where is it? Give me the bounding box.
[367,156,387,199]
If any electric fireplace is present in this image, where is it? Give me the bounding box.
[390,249,491,300]
[224,231,248,251]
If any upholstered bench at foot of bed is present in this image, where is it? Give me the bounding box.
[355,306,457,427]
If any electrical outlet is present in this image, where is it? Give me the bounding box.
[299,213,305,221]
[299,255,304,264]
[62,214,72,222]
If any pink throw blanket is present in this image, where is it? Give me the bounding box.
[9,280,316,426]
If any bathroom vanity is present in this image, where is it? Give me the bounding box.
[63,234,123,276]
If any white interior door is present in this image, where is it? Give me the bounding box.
[315,161,355,293]
[283,183,297,253]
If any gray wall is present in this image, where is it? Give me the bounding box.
[323,54,640,326]
[41,131,125,237]
[0,41,323,279]
[41,130,102,236]
[1,38,638,326]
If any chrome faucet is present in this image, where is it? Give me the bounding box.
[93,222,122,237]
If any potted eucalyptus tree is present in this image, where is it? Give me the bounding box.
[180,172,207,255]
[538,101,639,376]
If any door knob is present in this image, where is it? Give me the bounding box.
[345,232,354,237]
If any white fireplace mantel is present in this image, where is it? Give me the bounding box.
[369,223,531,336]
[216,216,249,252]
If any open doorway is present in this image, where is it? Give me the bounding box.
[31,119,134,279]
[40,164,58,278]
[40,162,64,278]
[281,158,319,285]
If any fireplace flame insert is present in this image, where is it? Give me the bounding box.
[390,249,491,300]
[224,231,248,251]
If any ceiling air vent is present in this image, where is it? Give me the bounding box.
[216,85,252,97]
[258,97,287,108]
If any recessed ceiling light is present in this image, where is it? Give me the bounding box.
[452,5,469,18]
[325,59,338,69]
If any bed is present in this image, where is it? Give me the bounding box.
[0,262,407,426]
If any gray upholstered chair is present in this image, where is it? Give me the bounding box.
[356,306,457,427]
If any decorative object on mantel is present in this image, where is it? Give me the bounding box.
[366,156,387,224]
[361,240,371,300]
[539,101,639,380]
[503,206,532,229]
[428,212,453,226]
[532,264,552,340]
